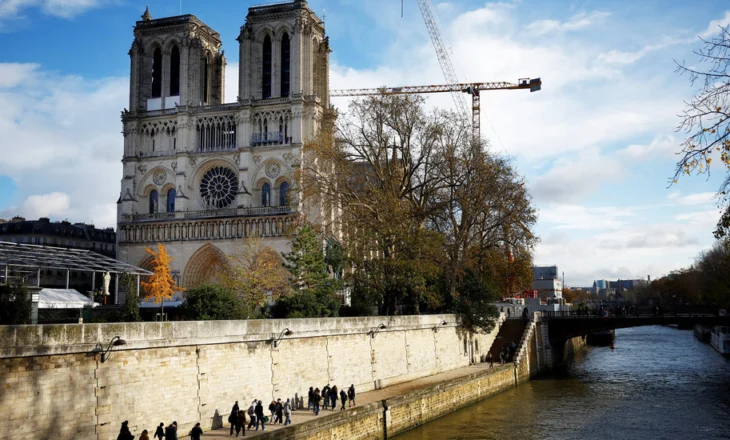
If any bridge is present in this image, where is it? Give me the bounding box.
[542,311,730,346]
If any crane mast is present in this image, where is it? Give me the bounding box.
[415,0,471,125]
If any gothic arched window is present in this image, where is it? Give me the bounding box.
[279,181,289,206]
[167,188,176,213]
[281,33,290,97]
[262,35,272,99]
[151,48,162,98]
[262,183,271,207]
[149,190,159,214]
[170,45,180,96]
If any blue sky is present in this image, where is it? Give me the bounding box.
[0,0,728,285]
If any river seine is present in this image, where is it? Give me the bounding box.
[394,325,730,440]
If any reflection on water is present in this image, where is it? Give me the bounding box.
[394,326,730,440]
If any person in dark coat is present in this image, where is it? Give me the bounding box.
[330,385,338,410]
[347,384,356,407]
[154,422,165,439]
[339,389,347,410]
[229,400,240,435]
[275,398,284,424]
[189,422,203,440]
[236,410,246,437]
[255,400,266,431]
[164,423,177,440]
[268,400,277,421]
[117,421,134,440]
[307,387,314,410]
[486,351,494,368]
[322,384,331,409]
[313,388,321,415]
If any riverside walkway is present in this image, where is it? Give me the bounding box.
[185,361,511,438]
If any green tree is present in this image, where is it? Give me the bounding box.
[0,284,32,325]
[453,269,500,333]
[275,224,341,318]
[179,284,248,320]
[119,273,141,322]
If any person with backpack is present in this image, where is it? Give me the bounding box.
[236,410,246,437]
[283,398,293,425]
[189,422,203,440]
[229,400,240,435]
[347,384,356,407]
[255,400,266,431]
[339,388,347,410]
[247,400,257,430]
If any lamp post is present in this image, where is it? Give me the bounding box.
[433,320,447,332]
[96,336,127,363]
[272,328,294,348]
[370,323,387,338]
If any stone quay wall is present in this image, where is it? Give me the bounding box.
[0,314,502,440]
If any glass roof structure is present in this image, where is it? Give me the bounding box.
[0,241,152,275]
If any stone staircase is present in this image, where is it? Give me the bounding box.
[488,318,528,361]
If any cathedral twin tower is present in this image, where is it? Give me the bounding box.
[117,1,330,291]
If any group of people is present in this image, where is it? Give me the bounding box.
[114,385,358,439]
[116,420,204,440]
[307,384,356,415]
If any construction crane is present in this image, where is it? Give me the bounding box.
[414,0,470,125]
[330,78,542,140]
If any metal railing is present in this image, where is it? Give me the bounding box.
[121,205,294,222]
[251,132,292,146]
[542,310,720,320]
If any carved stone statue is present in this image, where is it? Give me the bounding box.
[103,272,111,296]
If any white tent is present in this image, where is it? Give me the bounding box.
[38,288,99,309]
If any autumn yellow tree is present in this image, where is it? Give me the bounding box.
[141,243,183,305]
[219,236,291,316]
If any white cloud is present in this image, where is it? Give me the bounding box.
[539,204,636,231]
[224,62,239,103]
[0,0,110,26]
[699,10,730,39]
[619,135,677,160]
[531,148,623,203]
[526,11,610,35]
[0,62,125,228]
[671,192,717,206]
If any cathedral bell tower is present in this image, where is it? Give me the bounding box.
[128,7,226,112]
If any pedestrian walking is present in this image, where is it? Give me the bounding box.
[236,410,246,437]
[229,400,240,436]
[154,422,165,439]
[269,400,277,421]
[486,351,493,368]
[339,389,347,410]
[347,384,356,407]
[140,429,150,440]
[255,400,266,431]
[165,422,178,440]
[117,421,134,440]
[313,388,321,415]
[247,401,257,430]
[307,386,314,410]
[189,422,203,440]
[284,398,293,425]
[330,385,338,410]
[322,384,331,410]
[275,398,284,424]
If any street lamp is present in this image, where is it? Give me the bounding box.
[95,336,127,363]
[433,320,448,332]
[370,323,387,338]
[272,328,294,348]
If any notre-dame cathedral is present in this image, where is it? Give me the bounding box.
[116,0,330,291]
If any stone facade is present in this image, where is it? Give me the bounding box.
[0,314,501,440]
[117,0,330,290]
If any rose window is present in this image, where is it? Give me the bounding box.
[200,166,238,209]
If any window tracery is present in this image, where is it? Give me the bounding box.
[251,109,291,145]
[200,166,239,209]
[195,114,237,151]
